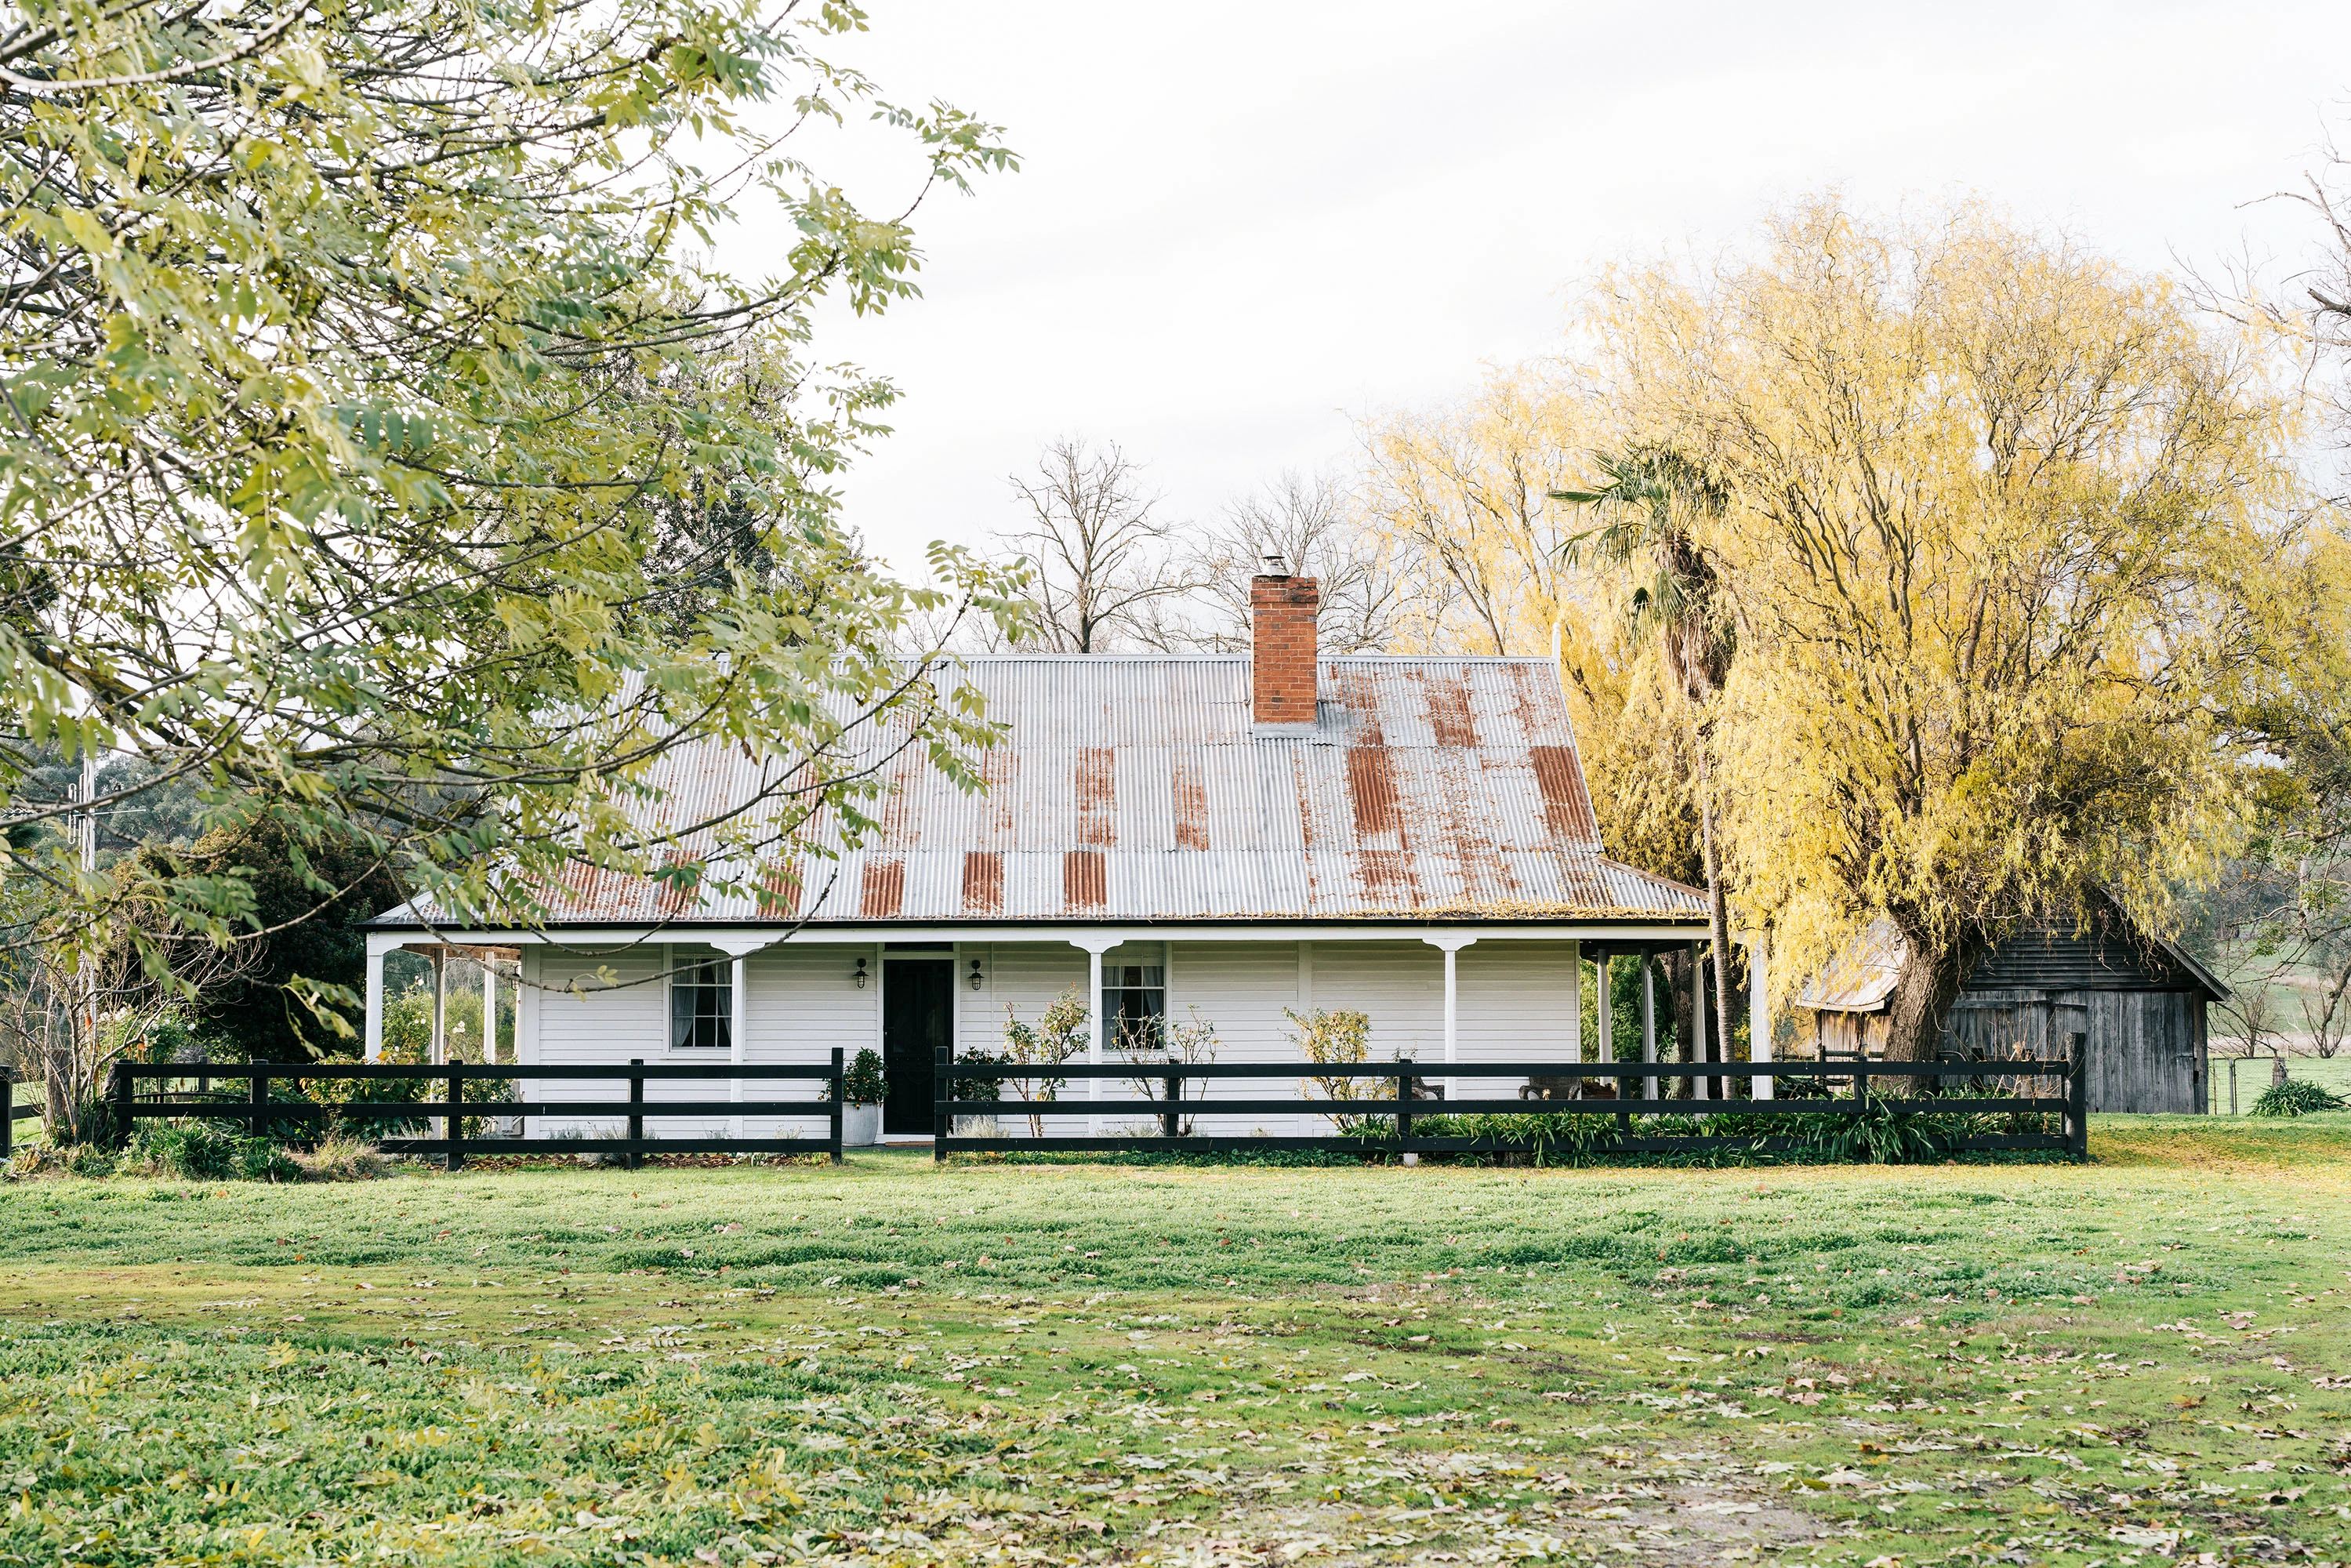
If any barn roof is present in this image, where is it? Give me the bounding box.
[1794,902,2229,1011]
[377,654,1707,928]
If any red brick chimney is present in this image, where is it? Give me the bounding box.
[1250,566,1320,728]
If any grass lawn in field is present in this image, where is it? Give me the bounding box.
[4,1118,2350,1566]
[2210,1054,2351,1114]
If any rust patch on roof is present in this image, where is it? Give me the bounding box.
[656,855,698,918]
[961,851,1003,916]
[1355,850,1421,904]
[1062,849,1107,911]
[755,865,802,918]
[880,750,923,844]
[1529,745,1600,841]
[980,747,1018,845]
[1423,670,1478,748]
[860,858,905,919]
[1347,748,1399,838]
[1074,746,1116,847]
[1173,750,1210,851]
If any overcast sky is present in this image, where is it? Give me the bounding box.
[730,1,2351,579]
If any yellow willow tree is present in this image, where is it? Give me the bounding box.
[1356,366,1585,655]
[1587,198,2300,1063]
[1357,365,1707,891]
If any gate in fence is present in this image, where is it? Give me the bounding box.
[932,1052,2088,1162]
[106,1055,847,1168]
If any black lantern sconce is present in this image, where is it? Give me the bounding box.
[853,954,869,989]
[967,956,985,991]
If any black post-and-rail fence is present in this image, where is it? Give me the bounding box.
[103,1054,847,1168]
[77,1044,2085,1170]
[933,1050,2089,1163]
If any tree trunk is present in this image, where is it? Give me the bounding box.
[1697,779,1736,1099]
[43,985,72,1138]
[1881,923,1978,1087]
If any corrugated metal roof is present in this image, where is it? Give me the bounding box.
[383,655,1709,926]
[1793,917,1906,1012]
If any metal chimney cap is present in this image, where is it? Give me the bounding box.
[1261,552,1288,576]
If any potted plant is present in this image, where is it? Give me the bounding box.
[838,1047,885,1147]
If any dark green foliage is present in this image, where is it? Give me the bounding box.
[128,813,405,1062]
[843,1047,886,1105]
[2251,1078,2347,1116]
[126,1121,300,1181]
[1326,1096,2050,1167]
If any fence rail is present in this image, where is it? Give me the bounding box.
[107,1056,846,1168]
[932,1052,2087,1162]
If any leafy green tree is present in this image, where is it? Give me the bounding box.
[126,814,405,1062]
[0,0,1026,1005]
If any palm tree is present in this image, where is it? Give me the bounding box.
[1553,446,1740,1094]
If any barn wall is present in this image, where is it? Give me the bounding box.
[2084,990,2204,1113]
[1943,987,2201,1112]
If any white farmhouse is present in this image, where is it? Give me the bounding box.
[364,571,1729,1142]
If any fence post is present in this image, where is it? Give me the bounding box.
[829,1047,844,1165]
[626,1058,644,1172]
[249,1067,268,1142]
[1162,1058,1181,1139]
[443,1069,463,1172]
[1396,1058,1414,1145]
[111,1062,132,1149]
[1,1065,12,1163]
[1852,1056,1870,1123]
[2068,1031,2088,1163]
[932,1045,945,1161]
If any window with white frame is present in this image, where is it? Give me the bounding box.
[669,953,731,1051]
[1106,962,1166,1053]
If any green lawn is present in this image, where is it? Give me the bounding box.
[5,1118,2350,1566]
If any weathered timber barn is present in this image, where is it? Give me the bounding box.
[1793,902,2227,1113]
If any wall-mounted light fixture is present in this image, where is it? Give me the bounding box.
[853,955,869,989]
[967,956,985,991]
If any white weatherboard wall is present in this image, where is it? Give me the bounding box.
[525,935,1587,1138]
[744,943,877,1137]
[524,943,660,1137]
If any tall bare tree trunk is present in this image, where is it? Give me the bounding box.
[1696,751,1737,1099]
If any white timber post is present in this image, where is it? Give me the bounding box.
[1072,937,1121,1137]
[1592,948,1609,1094]
[1747,930,1772,1101]
[730,951,748,1138]
[483,956,497,1065]
[1422,936,1477,1102]
[364,935,391,1063]
[1640,953,1658,1104]
[1690,941,1708,1101]
[430,948,448,1067]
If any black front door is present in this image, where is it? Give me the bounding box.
[882,960,952,1134]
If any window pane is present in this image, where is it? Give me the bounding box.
[673,957,732,1049]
